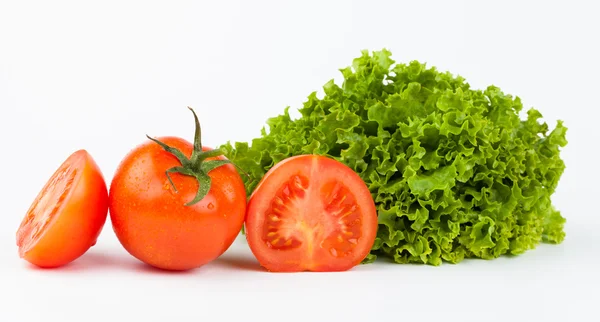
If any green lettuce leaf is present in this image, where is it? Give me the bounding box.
[221,49,568,265]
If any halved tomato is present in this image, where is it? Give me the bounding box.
[245,154,378,272]
[16,149,109,268]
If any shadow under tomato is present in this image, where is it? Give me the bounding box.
[211,255,264,272]
[129,262,201,275]
[21,245,266,274]
[25,251,207,275]
[24,250,136,272]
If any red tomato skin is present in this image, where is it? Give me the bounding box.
[245,154,378,272]
[17,150,109,268]
[108,136,247,271]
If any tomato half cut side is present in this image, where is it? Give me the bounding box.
[245,155,378,272]
[16,149,109,268]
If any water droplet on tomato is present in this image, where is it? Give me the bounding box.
[330,248,338,257]
[207,203,214,210]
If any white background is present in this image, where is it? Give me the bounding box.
[1,0,598,321]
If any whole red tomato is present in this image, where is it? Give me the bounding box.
[108,107,247,271]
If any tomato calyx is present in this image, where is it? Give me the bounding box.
[146,106,234,206]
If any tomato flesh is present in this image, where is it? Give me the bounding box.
[245,155,378,272]
[16,160,77,253]
[16,150,109,268]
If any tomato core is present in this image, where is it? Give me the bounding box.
[261,174,365,258]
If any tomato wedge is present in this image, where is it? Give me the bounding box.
[245,155,378,272]
[16,149,109,268]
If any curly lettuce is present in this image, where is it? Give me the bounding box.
[221,49,568,265]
